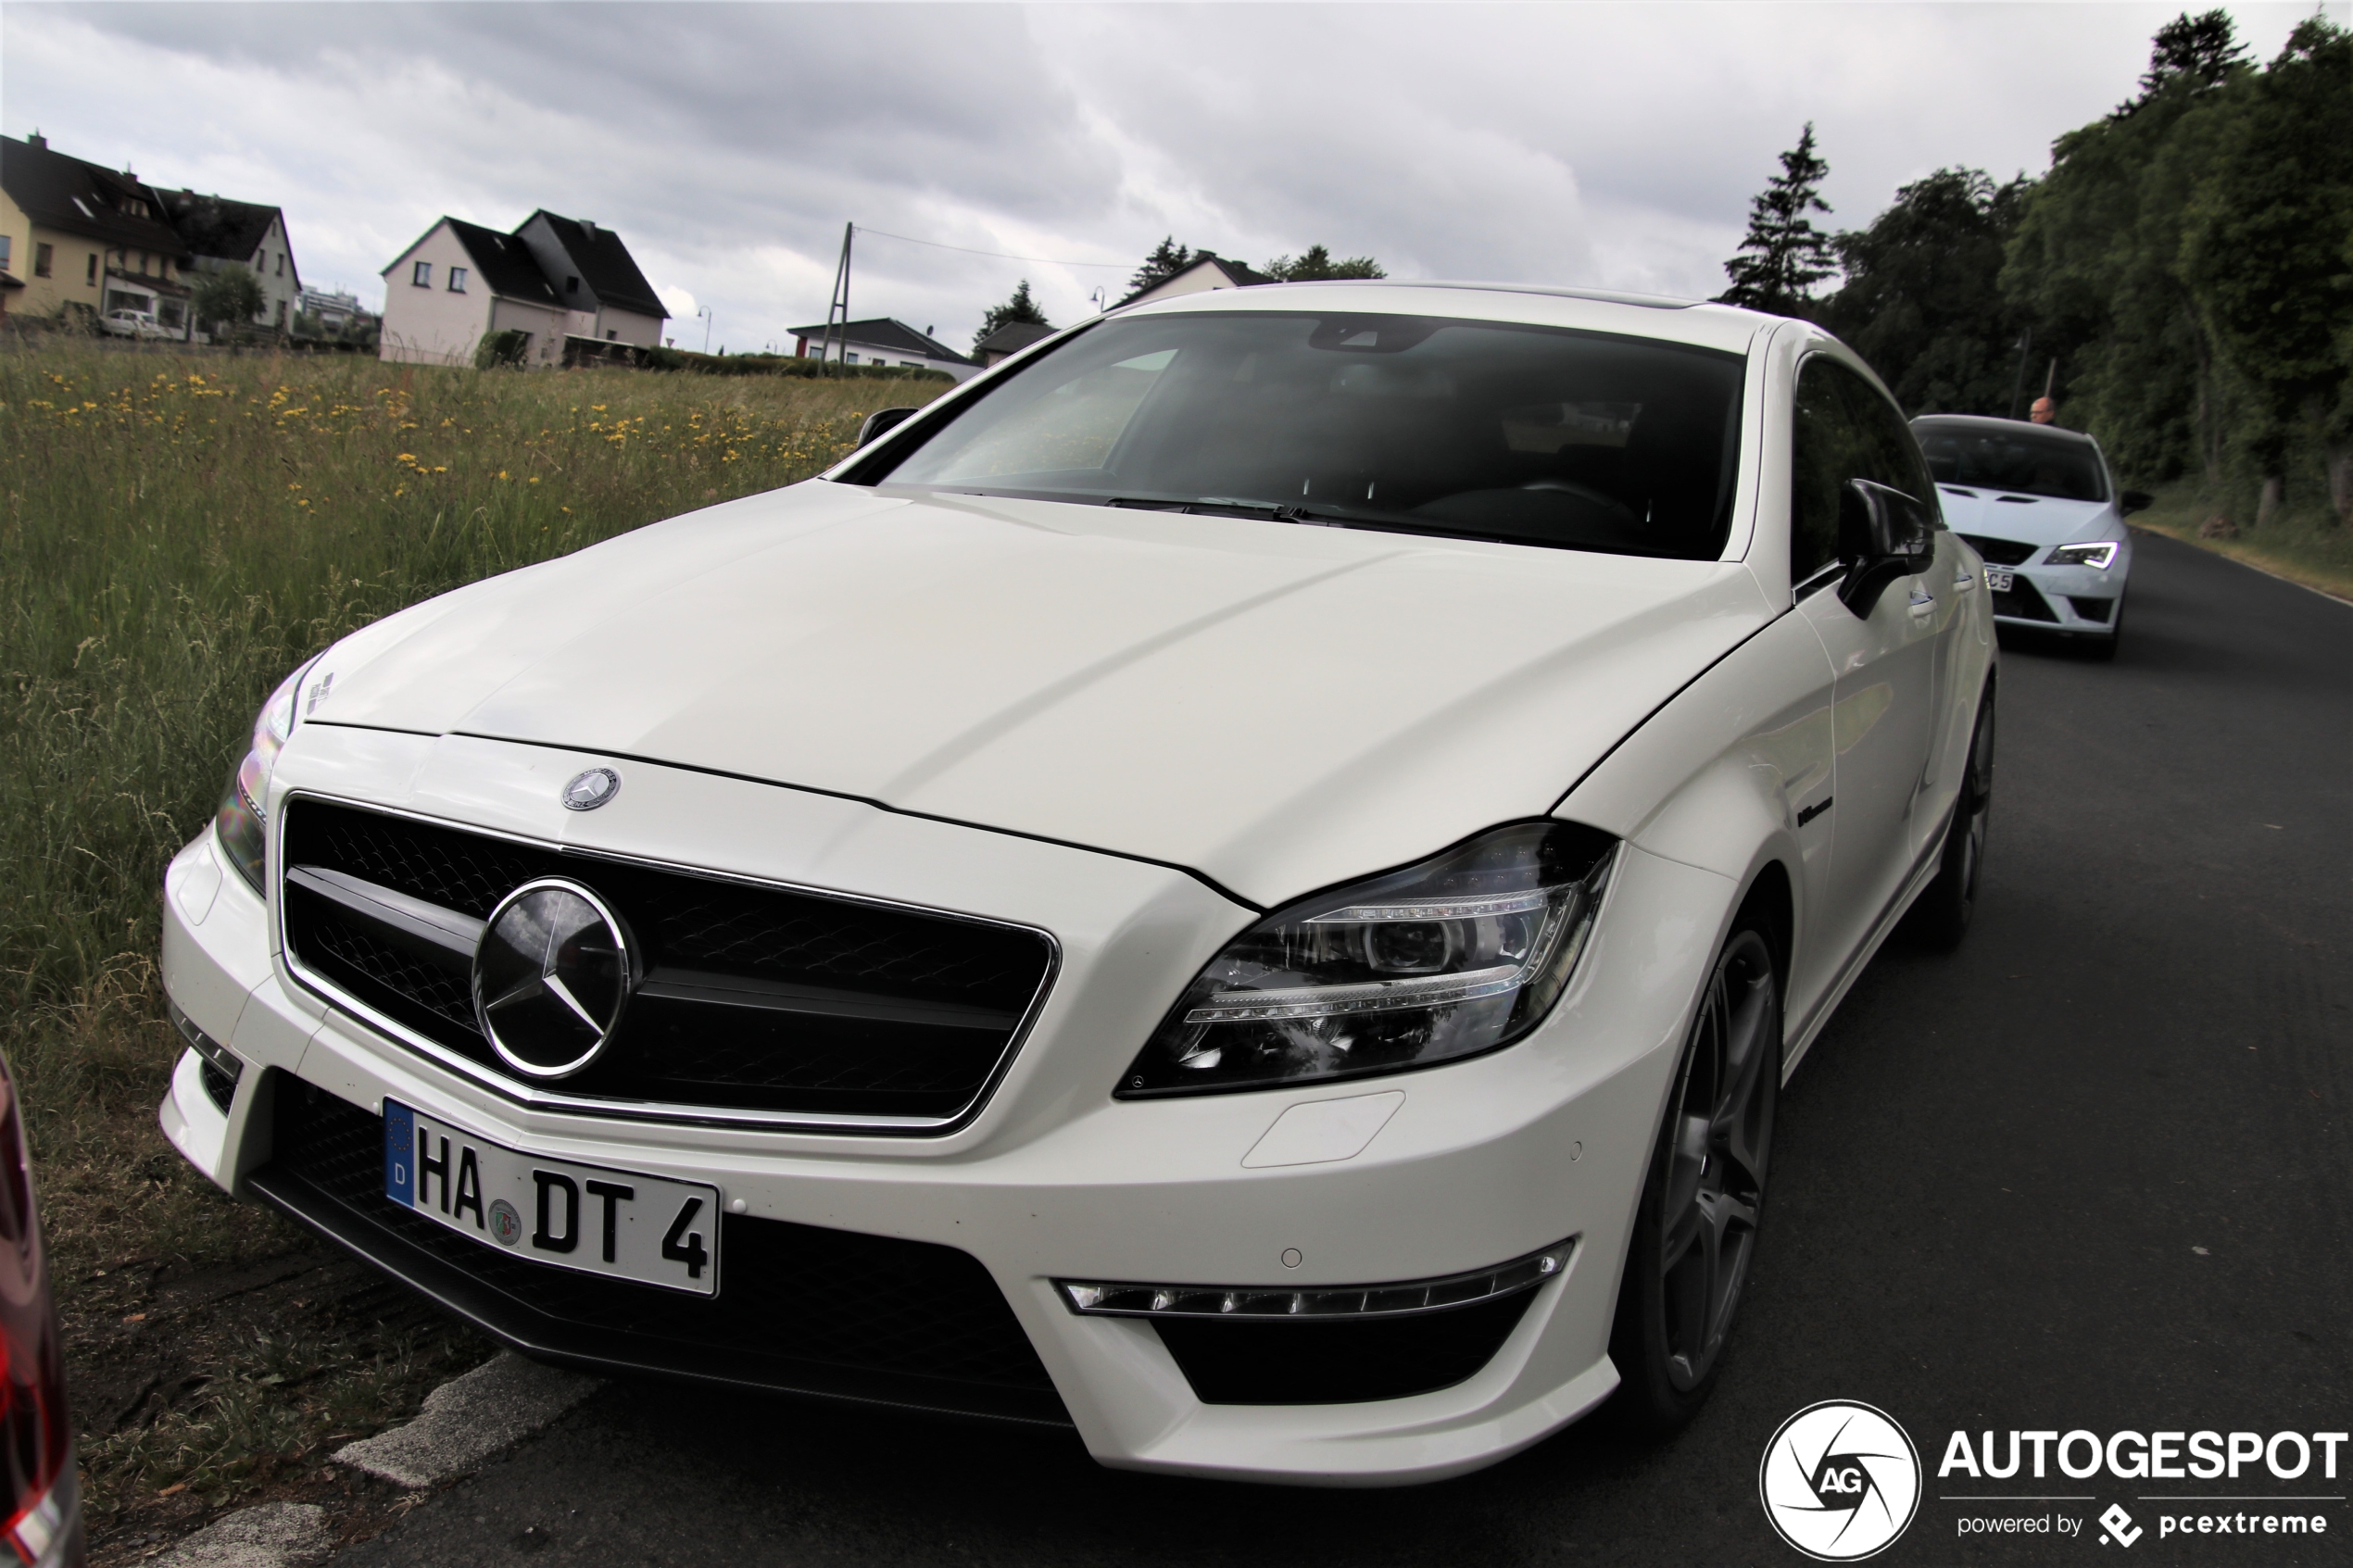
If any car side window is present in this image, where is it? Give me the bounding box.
[1790,358,1872,587]
[1837,370,1940,524]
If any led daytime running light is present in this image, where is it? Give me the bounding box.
[1308,887,1556,922]
[1057,1238,1576,1321]
[1185,961,1525,1024]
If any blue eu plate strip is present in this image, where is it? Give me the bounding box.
[384,1099,416,1207]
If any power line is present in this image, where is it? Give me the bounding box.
[851,224,1131,270]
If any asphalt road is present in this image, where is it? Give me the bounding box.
[335,532,2350,1567]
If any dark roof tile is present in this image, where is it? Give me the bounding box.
[515,210,665,319]
[1,135,188,257]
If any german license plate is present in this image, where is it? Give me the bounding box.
[383,1100,719,1296]
[1983,565,2017,592]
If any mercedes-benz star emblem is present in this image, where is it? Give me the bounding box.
[561,768,621,810]
[472,879,637,1079]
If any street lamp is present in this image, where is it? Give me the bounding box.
[698,306,713,355]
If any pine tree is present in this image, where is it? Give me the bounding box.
[2118,7,2248,114]
[1129,237,1194,295]
[1262,244,1387,282]
[1717,124,1838,316]
[974,280,1051,350]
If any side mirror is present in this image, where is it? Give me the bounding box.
[857,407,919,447]
[1837,479,1936,618]
[2119,489,2153,516]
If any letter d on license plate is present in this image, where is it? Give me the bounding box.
[384,1100,720,1296]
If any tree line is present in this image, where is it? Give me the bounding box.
[1720,11,2349,529]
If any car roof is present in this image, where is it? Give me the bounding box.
[1910,412,2099,446]
[1112,279,1771,357]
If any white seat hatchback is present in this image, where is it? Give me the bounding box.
[159,282,1994,1484]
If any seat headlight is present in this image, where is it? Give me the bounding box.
[2047,542,2118,570]
[213,665,308,893]
[1118,822,1618,1098]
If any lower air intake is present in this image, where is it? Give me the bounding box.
[247,1073,1069,1426]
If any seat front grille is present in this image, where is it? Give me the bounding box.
[280,797,1055,1127]
[1959,533,2038,567]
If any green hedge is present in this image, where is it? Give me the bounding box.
[645,346,955,383]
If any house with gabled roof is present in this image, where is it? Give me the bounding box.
[786,317,978,381]
[1117,251,1273,308]
[379,210,666,369]
[511,210,665,349]
[162,190,301,333]
[0,132,193,331]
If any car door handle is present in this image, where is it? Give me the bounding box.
[1954,568,1977,591]
[1907,588,1935,615]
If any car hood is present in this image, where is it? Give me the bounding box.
[305,482,1773,906]
[1938,488,2117,548]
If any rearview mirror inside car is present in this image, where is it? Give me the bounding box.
[1838,479,1937,618]
[858,407,920,447]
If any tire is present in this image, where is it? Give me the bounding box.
[1910,684,1996,950]
[1607,916,1780,1436]
[2080,596,2124,661]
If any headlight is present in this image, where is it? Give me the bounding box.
[213,665,308,893]
[1118,822,1618,1098]
[2047,541,2118,570]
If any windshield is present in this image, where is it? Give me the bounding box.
[1912,420,2108,503]
[863,311,1747,560]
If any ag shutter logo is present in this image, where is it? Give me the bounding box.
[1760,1400,1923,1561]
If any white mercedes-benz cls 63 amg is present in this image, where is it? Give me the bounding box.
[159,282,1994,1485]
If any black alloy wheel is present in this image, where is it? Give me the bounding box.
[1911,683,1996,949]
[1608,916,1780,1435]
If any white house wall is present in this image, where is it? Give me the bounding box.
[248,214,300,329]
[379,222,495,366]
[491,297,565,367]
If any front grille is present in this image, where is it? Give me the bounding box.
[280,797,1055,1127]
[249,1073,1069,1425]
[1959,533,2037,566]
[1991,577,2059,621]
[1152,1293,1537,1404]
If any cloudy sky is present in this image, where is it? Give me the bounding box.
[4,2,2331,354]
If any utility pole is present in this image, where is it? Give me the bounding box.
[816,223,852,374]
[698,306,713,354]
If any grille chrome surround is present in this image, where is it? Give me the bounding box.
[274,792,1061,1134]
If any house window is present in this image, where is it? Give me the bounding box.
[0,236,9,270]
[412,261,432,287]
[447,267,468,293]
[845,352,860,364]
[84,251,94,283]
[275,254,283,278]
[605,330,617,341]
[33,243,51,279]
[566,276,580,295]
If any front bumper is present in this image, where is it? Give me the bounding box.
[158,730,1733,1484]
[1989,553,2128,635]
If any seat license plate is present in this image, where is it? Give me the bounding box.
[383,1100,720,1296]
[1983,565,2017,592]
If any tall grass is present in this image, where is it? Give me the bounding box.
[0,339,933,1518]
[2,342,916,1100]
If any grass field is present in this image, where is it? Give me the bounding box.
[0,335,938,1543]
[2130,481,2353,603]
